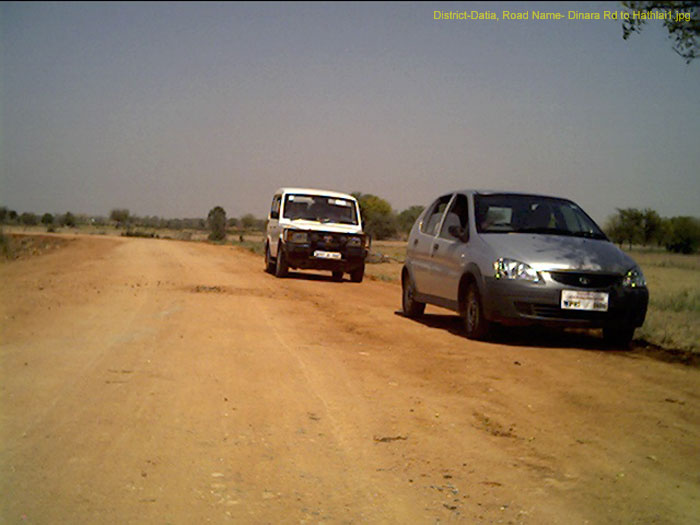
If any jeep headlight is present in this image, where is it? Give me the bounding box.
[284,230,309,243]
[494,258,541,283]
[622,266,646,288]
[347,236,362,247]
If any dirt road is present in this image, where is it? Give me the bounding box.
[1,235,698,523]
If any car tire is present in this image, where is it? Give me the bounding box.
[350,264,364,283]
[402,273,425,317]
[603,325,635,348]
[464,283,490,340]
[332,270,344,281]
[275,245,288,278]
[264,243,275,273]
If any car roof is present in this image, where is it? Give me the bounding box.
[449,189,570,200]
[274,187,358,200]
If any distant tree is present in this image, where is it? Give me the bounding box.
[352,192,398,240]
[60,212,76,227]
[621,1,700,63]
[8,210,18,223]
[41,213,54,226]
[665,216,700,254]
[20,212,38,226]
[0,207,7,223]
[397,205,425,235]
[207,206,227,241]
[605,208,644,249]
[640,208,664,246]
[110,208,130,228]
[240,213,258,230]
[227,217,239,228]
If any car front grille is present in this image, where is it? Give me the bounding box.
[548,272,621,289]
[310,232,345,249]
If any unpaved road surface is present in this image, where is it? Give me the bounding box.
[2,235,698,524]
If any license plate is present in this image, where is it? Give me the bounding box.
[561,290,609,311]
[313,250,341,260]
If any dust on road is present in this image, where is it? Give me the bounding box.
[1,235,698,523]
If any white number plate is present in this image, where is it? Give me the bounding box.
[313,250,341,260]
[561,290,609,312]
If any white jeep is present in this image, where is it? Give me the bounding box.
[265,188,370,282]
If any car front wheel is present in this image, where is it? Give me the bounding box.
[464,283,490,340]
[603,325,635,348]
[350,264,364,283]
[275,245,288,278]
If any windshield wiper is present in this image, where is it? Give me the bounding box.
[571,231,607,240]
[516,227,575,236]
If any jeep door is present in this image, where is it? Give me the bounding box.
[408,194,453,296]
[429,193,471,303]
[268,193,282,257]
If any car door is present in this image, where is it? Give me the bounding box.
[409,194,453,296]
[430,193,470,303]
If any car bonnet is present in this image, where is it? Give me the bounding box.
[480,233,637,274]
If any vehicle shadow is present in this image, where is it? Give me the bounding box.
[394,311,698,366]
[394,311,626,353]
[271,270,344,283]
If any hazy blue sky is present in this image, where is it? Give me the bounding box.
[1,1,698,223]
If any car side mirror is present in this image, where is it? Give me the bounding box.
[448,225,469,242]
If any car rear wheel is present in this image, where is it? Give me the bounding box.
[464,283,490,340]
[402,273,425,317]
[274,245,288,278]
[603,325,635,348]
[264,243,275,273]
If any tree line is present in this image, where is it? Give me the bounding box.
[605,208,700,254]
[4,202,698,254]
[0,206,266,236]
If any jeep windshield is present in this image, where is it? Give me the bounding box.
[283,194,359,225]
[474,194,607,239]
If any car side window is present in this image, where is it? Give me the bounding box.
[270,195,281,219]
[439,194,469,240]
[420,194,452,236]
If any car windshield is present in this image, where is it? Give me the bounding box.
[474,194,606,239]
[283,194,359,225]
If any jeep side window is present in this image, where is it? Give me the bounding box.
[420,194,452,236]
[439,193,469,240]
[270,195,281,220]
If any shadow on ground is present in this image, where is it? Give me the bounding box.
[395,311,699,367]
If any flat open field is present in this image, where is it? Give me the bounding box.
[1,234,698,523]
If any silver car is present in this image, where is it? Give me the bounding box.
[402,191,648,346]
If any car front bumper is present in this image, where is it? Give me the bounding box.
[481,277,648,328]
[283,241,367,272]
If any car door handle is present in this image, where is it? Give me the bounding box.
[433,244,439,251]
[413,239,418,246]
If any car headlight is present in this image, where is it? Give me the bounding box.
[284,230,309,243]
[622,266,646,288]
[347,236,361,247]
[494,258,541,283]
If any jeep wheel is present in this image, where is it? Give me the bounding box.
[350,264,364,283]
[402,273,425,317]
[274,246,288,278]
[464,283,490,340]
[332,270,344,282]
[264,243,275,273]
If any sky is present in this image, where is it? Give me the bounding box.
[1,1,699,224]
